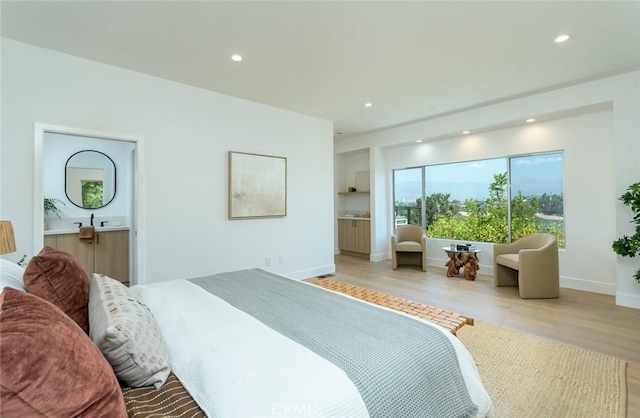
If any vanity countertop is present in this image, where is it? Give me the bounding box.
[44,226,130,235]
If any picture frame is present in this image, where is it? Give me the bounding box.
[228,151,287,219]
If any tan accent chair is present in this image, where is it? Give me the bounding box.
[391,225,427,272]
[493,233,559,299]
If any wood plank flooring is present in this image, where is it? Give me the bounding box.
[324,255,640,416]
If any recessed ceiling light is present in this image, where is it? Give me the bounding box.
[526,118,536,123]
[364,103,373,108]
[555,34,570,43]
[231,54,243,62]
[462,131,470,135]
[416,139,422,143]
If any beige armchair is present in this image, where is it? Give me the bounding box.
[391,225,427,272]
[493,233,559,299]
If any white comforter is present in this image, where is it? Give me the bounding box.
[133,278,494,418]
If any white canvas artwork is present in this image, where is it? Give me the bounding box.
[229,151,287,219]
[355,170,370,192]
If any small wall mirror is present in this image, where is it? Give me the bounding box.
[65,150,116,209]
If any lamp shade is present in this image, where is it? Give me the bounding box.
[0,221,16,255]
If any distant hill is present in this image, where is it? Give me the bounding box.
[394,179,563,202]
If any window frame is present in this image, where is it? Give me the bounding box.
[392,150,565,246]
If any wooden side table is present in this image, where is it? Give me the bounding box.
[442,247,482,280]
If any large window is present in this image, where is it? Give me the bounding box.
[425,158,506,243]
[509,154,564,245]
[392,152,564,246]
[393,167,423,227]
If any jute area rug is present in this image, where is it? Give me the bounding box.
[309,278,626,417]
[457,321,627,418]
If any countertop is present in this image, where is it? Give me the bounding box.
[44,226,130,235]
[337,216,371,221]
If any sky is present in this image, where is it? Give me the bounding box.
[394,154,563,202]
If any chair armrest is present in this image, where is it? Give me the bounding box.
[493,242,516,258]
[494,237,535,257]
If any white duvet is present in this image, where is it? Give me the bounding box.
[133,278,494,418]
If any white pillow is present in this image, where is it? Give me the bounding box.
[88,273,171,389]
[0,258,26,291]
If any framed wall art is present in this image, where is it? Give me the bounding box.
[228,151,287,219]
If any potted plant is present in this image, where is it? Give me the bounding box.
[612,182,640,282]
[44,197,65,218]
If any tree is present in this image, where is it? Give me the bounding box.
[429,173,510,242]
[427,172,563,245]
[416,193,453,228]
[510,191,539,241]
[82,181,104,209]
[539,193,564,215]
[398,172,565,246]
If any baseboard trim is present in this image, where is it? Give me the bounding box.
[426,256,617,296]
[615,292,640,309]
[364,255,619,297]
[559,276,617,295]
[370,252,388,262]
[286,264,336,280]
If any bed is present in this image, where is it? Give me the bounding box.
[130,269,494,417]
[1,248,494,417]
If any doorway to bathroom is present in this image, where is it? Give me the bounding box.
[34,124,142,285]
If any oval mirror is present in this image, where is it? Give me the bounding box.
[65,150,116,209]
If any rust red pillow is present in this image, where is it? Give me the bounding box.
[24,246,90,333]
[0,288,127,417]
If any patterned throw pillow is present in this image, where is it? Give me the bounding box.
[88,273,170,389]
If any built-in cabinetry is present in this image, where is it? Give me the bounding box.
[44,229,129,283]
[338,218,371,257]
[335,151,372,258]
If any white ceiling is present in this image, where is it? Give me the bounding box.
[2,1,639,139]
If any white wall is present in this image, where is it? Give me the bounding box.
[370,147,388,261]
[335,71,640,308]
[384,109,616,294]
[1,39,335,283]
[334,150,370,193]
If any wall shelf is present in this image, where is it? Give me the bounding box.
[338,191,370,195]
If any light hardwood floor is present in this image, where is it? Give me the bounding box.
[326,255,640,416]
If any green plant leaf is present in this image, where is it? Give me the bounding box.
[44,197,66,219]
[613,182,640,283]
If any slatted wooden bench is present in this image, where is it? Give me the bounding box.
[310,278,474,335]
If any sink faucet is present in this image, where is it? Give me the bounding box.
[90,213,94,226]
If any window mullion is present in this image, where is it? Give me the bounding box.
[507,157,512,243]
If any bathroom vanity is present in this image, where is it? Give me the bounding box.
[44,228,129,283]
